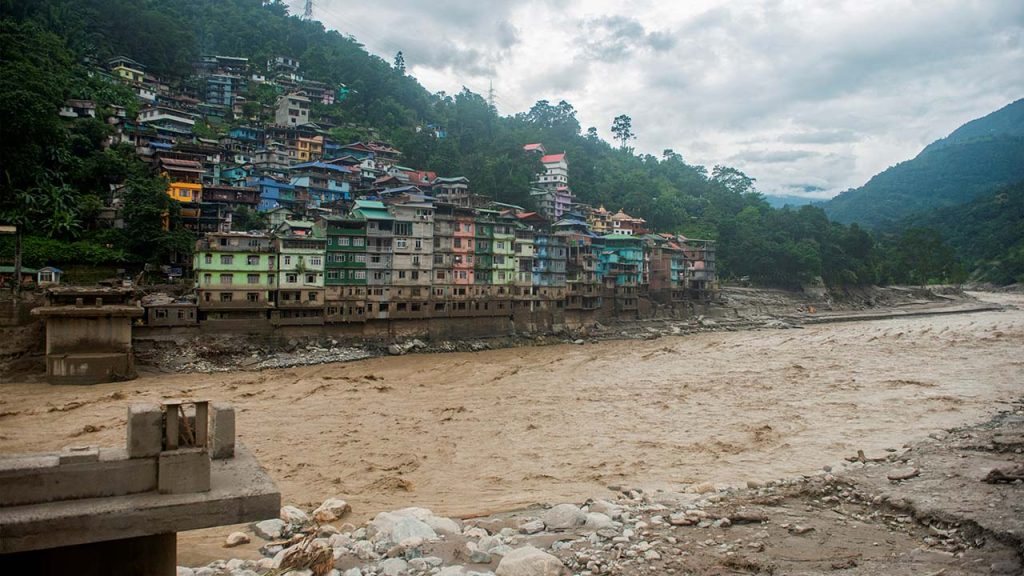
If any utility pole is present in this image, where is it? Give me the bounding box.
[303,0,313,20]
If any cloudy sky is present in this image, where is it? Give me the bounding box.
[291,0,1023,198]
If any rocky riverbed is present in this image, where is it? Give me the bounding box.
[181,400,1023,575]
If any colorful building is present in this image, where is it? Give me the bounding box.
[194,232,276,323]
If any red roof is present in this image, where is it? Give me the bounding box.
[540,153,565,163]
[515,212,539,219]
[523,143,545,152]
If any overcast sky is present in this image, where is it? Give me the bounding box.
[291,0,1023,198]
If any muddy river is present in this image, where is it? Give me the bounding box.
[1,292,1021,562]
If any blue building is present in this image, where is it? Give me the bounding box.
[249,176,298,212]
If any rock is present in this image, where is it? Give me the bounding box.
[495,546,568,576]
[690,482,716,494]
[518,519,545,534]
[280,505,311,526]
[343,568,363,576]
[253,518,288,540]
[368,511,438,545]
[469,546,493,564]
[176,568,194,576]
[542,504,586,530]
[588,500,622,519]
[379,558,409,575]
[438,567,468,576]
[583,512,615,531]
[478,535,504,552]
[411,339,427,349]
[887,467,921,482]
[644,550,661,560]
[224,531,250,547]
[424,515,462,535]
[388,344,406,356]
[668,512,692,526]
[730,510,768,524]
[573,339,584,345]
[313,498,352,523]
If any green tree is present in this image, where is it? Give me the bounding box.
[393,51,406,74]
[611,114,634,149]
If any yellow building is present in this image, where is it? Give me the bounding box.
[297,136,324,162]
[112,65,145,84]
[167,182,203,203]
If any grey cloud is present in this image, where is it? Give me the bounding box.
[730,150,820,163]
[578,15,676,62]
[780,130,859,144]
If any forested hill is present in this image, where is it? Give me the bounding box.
[0,0,992,286]
[823,99,1024,228]
[903,181,1024,285]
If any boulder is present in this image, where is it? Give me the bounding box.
[252,518,288,540]
[280,505,310,526]
[379,558,409,576]
[313,498,352,523]
[583,512,615,531]
[518,519,545,534]
[495,546,568,576]
[388,344,406,356]
[542,504,586,530]
[368,510,438,545]
[224,531,250,547]
[424,514,462,535]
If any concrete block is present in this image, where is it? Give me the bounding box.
[127,403,163,458]
[210,403,235,460]
[158,448,210,494]
[0,456,157,507]
[59,446,99,464]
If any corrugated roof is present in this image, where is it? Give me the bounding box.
[540,153,565,163]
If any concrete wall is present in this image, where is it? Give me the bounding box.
[45,316,132,354]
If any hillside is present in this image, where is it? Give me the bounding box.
[0,0,978,287]
[824,99,1024,228]
[905,181,1024,284]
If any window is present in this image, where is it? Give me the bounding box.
[203,273,212,284]
[411,271,419,280]
[204,254,212,264]
[246,292,259,302]
[352,237,364,246]
[309,292,318,301]
[398,270,406,279]
[496,242,504,250]
[268,275,275,285]
[247,255,259,265]
[247,274,259,284]
[219,274,232,284]
[414,239,422,250]
[454,238,462,248]
[353,271,366,280]
[309,257,321,267]
[337,236,350,246]
[412,256,420,266]
[284,255,291,265]
[219,292,233,302]
[327,270,340,280]
[287,273,297,283]
[373,272,383,280]
[306,274,315,284]
[354,254,367,263]
[395,239,407,249]
[155,309,167,319]
[459,271,467,280]
[220,255,234,265]
[436,271,445,280]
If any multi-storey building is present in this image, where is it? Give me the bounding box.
[512,224,535,303]
[206,74,245,107]
[647,236,686,303]
[473,210,496,288]
[599,234,644,316]
[194,232,276,324]
[324,215,368,323]
[273,224,326,325]
[491,215,516,294]
[289,161,353,208]
[432,176,471,207]
[383,189,434,319]
[274,92,310,127]
[530,152,575,221]
[355,199,395,320]
[681,238,717,302]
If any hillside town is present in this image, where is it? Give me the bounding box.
[56,53,717,329]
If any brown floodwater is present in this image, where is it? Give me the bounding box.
[1,292,1021,563]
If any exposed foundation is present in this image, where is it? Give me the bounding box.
[0,401,280,574]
